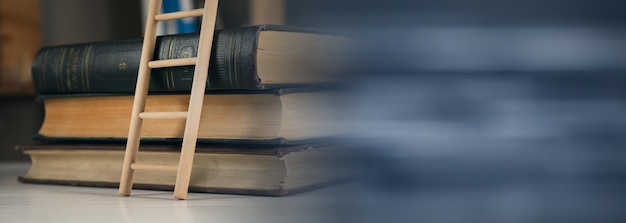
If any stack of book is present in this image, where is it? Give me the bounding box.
[19,25,353,196]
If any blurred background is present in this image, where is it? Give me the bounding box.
[2,0,626,222]
[291,0,626,222]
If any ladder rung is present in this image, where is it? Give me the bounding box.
[155,8,205,21]
[148,58,197,69]
[131,163,178,171]
[139,112,188,119]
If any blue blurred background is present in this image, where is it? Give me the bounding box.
[287,0,626,222]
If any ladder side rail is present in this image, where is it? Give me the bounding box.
[173,0,220,200]
[119,0,163,196]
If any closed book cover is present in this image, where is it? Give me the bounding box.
[17,143,353,196]
[32,25,349,94]
[34,88,348,144]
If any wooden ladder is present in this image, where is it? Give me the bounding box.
[119,0,219,200]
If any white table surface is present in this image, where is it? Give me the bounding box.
[0,162,354,223]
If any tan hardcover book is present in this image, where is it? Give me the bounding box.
[18,143,353,196]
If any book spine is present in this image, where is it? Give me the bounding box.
[31,27,262,94]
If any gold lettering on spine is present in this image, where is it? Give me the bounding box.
[170,38,179,89]
[180,52,192,89]
[65,48,81,90]
[56,47,68,92]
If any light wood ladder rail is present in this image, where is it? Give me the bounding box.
[119,0,219,200]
